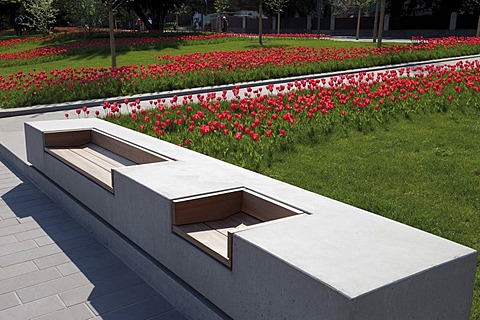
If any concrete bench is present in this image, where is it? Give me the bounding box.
[25,118,477,320]
[173,188,303,267]
[43,129,167,192]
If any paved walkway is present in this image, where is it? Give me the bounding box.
[0,159,186,320]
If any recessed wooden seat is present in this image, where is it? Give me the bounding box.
[174,212,261,263]
[173,189,303,267]
[46,143,136,191]
[43,129,167,192]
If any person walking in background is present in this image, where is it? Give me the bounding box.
[193,18,199,32]
[14,14,23,36]
[221,16,228,33]
[135,18,142,32]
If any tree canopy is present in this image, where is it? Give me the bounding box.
[2,0,480,32]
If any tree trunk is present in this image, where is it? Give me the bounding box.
[356,6,361,40]
[377,0,385,48]
[477,14,480,37]
[129,2,162,32]
[259,0,263,45]
[316,0,323,32]
[373,0,379,42]
[277,12,280,34]
[108,0,116,69]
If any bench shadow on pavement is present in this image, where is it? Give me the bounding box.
[0,160,185,320]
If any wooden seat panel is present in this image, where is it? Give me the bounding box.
[46,147,113,191]
[174,211,263,267]
[205,212,261,236]
[84,143,136,167]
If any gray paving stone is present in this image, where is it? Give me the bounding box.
[0,211,16,220]
[15,220,79,242]
[59,271,144,307]
[34,226,90,247]
[27,234,100,251]
[47,226,89,242]
[146,310,188,320]
[18,212,72,227]
[14,228,48,242]
[62,240,109,256]
[34,244,108,269]
[56,251,118,276]
[0,187,44,200]
[0,174,16,181]
[55,262,81,276]
[0,243,61,267]
[52,234,100,251]
[0,178,14,185]
[0,192,48,205]
[0,218,19,229]
[34,236,54,247]
[40,220,81,234]
[17,272,91,303]
[0,261,39,281]
[0,166,20,174]
[0,221,39,238]
[82,261,133,282]
[0,183,36,194]
[0,292,20,311]
[0,176,22,187]
[17,208,64,224]
[0,294,65,320]
[0,239,37,257]
[32,303,95,320]
[86,283,159,315]
[0,166,22,174]
[0,197,54,213]
[0,267,61,295]
[0,171,15,177]
[0,173,18,180]
[34,252,72,270]
[0,235,17,246]
[0,202,58,219]
[94,295,174,320]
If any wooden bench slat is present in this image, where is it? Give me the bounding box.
[84,143,136,167]
[46,147,113,192]
[174,223,228,261]
[242,191,299,221]
[92,131,165,164]
[67,147,119,172]
[174,212,262,267]
[205,212,261,236]
[173,190,243,225]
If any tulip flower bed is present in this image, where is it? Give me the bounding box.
[0,34,56,48]
[0,32,329,66]
[67,60,477,171]
[3,36,480,109]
